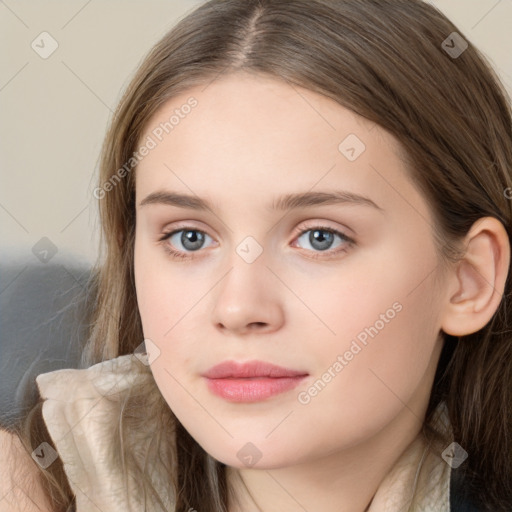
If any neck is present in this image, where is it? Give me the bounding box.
[226,405,426,512]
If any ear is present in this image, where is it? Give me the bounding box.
[441,217,510,336]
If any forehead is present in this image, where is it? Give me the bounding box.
[134,71,427,222]
[138,71,385,160]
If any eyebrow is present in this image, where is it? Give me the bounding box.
[138,190,383,213]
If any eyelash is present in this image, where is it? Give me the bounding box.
[158,223,355,261]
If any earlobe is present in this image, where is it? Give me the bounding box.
[441,217,510,337]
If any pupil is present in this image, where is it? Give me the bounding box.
[183,230,203,249]
[311,229,332,250]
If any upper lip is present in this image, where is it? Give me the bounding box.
[202,360,309,379]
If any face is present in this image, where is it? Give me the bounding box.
[133,71,447,469]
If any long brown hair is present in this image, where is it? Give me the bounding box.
[14,0,512,510]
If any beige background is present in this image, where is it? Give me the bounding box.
[1,0,511,266]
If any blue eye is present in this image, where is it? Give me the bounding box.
[159,225,355,261]
[160,229,214,259]
[294,226,353,258]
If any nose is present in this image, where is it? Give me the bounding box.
[211,261,285,336]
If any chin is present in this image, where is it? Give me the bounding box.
[196,437,307,470]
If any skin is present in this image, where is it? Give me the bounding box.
[133,71,509,511]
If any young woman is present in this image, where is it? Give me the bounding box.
[2,0,511,510]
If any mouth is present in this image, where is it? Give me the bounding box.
[201,360,309,403]
[204,376,308,402]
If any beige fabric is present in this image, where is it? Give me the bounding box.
[36,353,175,512]
[36,354,452,512]
[368,405,452,511]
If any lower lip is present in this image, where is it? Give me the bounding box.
[205,376,307,402]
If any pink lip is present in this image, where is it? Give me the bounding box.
[202,360,307,379]
[202,360,309,403]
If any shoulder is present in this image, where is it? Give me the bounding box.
[0,429,52,512]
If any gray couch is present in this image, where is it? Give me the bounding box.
[0,261,92,428]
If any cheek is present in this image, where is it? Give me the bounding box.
[134,254,200,420]
[134,243,207,385]
[295,260,443,442]
[134,240,182,338]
